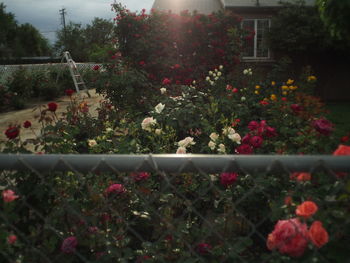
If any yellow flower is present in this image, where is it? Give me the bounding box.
[307,75,317,82]
[282,91,288,96]
[270,94,277,101]
[271,81,276,86]
[255,90,260,95]
[289,85,298,90]
[281,85,289,91]
[286,79,294,85]
[255,85,261,89]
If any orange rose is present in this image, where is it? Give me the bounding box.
[309,221,329,248]
[296,201,318,218]
[333,144,350,156]
[290,172,311,182]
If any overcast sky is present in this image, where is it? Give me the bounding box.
[1,0,154,43]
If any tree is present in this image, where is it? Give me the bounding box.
[0,3,18,57]
[0,3,51,58]
[317,0,350,43]
[55,22,87,61]
[54,18,114,62]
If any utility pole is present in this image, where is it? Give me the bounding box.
[59,8,67,49]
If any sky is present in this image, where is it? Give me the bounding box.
[1,0,155,43]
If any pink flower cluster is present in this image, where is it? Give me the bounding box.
[267,201,329,258]
[236,120,277,154]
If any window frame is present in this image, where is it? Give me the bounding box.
[242,18,271,61]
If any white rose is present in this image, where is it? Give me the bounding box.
[206,76,210,81]
[241,96,246,101]
[228,133,241,144]
[155,128,162,135]
[155,103,165,114]
[160,88,166,94]
[88,139,97,147]
[209,71,213,75]
[141,117,157,132]
[208,141,216,150]
[219,65,223,70]
[209,132,219,141]
[222,127,235,136]
[217,143,226,154]
[217,72,222,77]
[178,137,195,148]
[176,147,187,154]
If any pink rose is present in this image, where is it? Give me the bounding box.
[267,218,309,257]
[2,189,19,203]
[61,236,78,254]
[162,78,171,85]
[313,118,333,136]
[105,184,126,195]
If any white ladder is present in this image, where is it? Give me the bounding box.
[62,51,91,98]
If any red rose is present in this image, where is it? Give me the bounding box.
[65,89,75,96]
[4,126,19,140]
[7,235,17,245]
[220,172,238,187]
[340,136,349,143]
[333,144,350,156]
[162,78,171,85]
[248,121,259,131]
[264,126,277,138]
[48,102,58,112]
[291,104,303,113]
[2,189,19,203]
[290,172,311,182]
[235,144,253,154]
[309,221,329,248]
[267,218,309,258]
[296,201,318,219]
[130,172,150,181]
[196,243,212,255]
[250,136,263,148]
[93,65,100,71]
[23,120,31,128]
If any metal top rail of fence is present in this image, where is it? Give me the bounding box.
[1,154,349,262]
[0,154,349,173]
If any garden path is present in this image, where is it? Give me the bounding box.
[0,89,105,146]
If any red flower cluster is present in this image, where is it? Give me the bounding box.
[236,120,277,154]
[23,120,31,128]
[113,5,242,86]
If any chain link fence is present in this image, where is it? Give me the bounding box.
[0,154,349,262]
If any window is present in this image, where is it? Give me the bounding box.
[242,19,270,60]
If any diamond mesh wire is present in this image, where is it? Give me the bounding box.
[0,154,349,262]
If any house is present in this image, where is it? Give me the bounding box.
[152,0,315,61]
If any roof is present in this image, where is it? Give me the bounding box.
[222,0,315,7]
[152,0,223,14]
